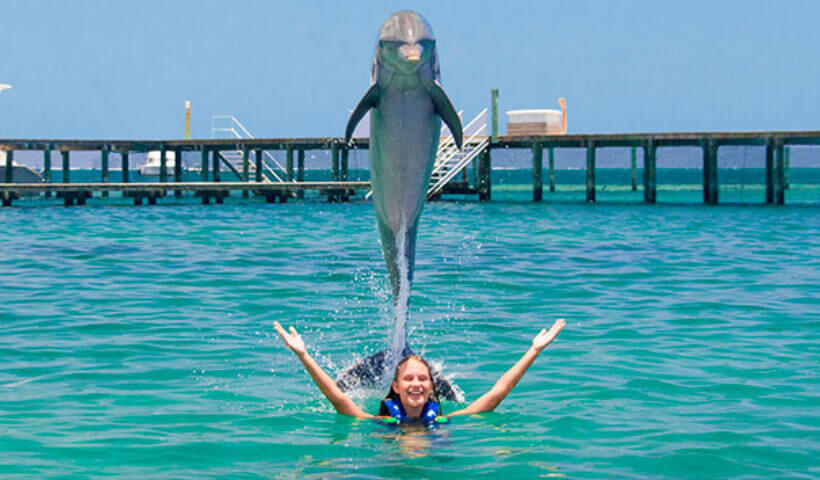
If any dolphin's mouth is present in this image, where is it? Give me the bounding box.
[399,44,422,63]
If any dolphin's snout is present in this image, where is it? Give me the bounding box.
[399,43,422,63]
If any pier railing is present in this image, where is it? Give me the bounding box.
[211,115,289,182]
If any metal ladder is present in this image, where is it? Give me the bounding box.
[210,115,289,183]
[426,108,489,199]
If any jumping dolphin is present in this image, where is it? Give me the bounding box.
[336,11,463,401]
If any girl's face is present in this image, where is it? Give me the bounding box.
[393,358,434,411]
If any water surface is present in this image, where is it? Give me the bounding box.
[0,198,818,478]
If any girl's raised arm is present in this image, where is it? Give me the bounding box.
[449,319,565,417]
[274,322,372,419]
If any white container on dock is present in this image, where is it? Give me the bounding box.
[506,98,567,136]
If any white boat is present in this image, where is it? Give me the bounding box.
[0,151,43,183]
[138,150,178,176]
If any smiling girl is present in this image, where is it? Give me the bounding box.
[273,319,565,424]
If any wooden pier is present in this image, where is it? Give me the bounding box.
[0,138,368,206]
[1,130,818,207]
[495,129,820,205]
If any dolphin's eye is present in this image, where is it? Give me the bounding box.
[379,40,401,50]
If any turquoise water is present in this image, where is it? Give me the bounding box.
[1,192,819,478]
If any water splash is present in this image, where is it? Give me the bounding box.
[389,218,412,374]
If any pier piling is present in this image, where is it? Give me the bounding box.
[643,140,657,204]
[4,150,12,184]
[200,147,209,182]
[630,147,637,191]
[329,144,340,202]
[532,143,542,201]
[159,145,167,183]
[297,149,305,199]
[2,149,16,205]
[286,146,294,181]
[586,141,596,203]
[765,139,775,204]
[255,149,263,183]
[242,148,250,198]
[341,146,350,201]
[710,141,719,205]
[1,150,14,205]
[121,150,130,183]
[478,147,491,201]
[285,146,294,199]
[101,148,109,198]
[61,150,70,184]
[212,150,221,183]
[548,147,555,192]
[703,139,719,205]
[43,147,52,198]
[341,146,349,181]
[174,148,182,197]
[331,144,339,181]
[704,143,712,204]
[784,146,791,189]
[775,142,785,205]
[200,148,210,204]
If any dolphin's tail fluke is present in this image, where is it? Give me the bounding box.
[335,348,463,402]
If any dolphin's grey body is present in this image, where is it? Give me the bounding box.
[336,11,463,401]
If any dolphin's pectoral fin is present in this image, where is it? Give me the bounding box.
[425,80,463,150]
[335,348,464,402]
[345,84,381,144]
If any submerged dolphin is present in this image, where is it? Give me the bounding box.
[336,11,463,400]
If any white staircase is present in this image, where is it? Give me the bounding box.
[210,115,289,183]
[426,109,490,199]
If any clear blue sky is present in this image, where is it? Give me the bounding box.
[0,0,817,139]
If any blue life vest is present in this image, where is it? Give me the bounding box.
[381,399,448,426]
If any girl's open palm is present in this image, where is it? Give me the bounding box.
[274,322,307,356]
[532,318,565,352]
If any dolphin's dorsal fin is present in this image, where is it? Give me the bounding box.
[424,80,463,150]
[345,84,381,144]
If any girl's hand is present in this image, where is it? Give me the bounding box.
[532,319,565,352]
[274,322,307,356]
